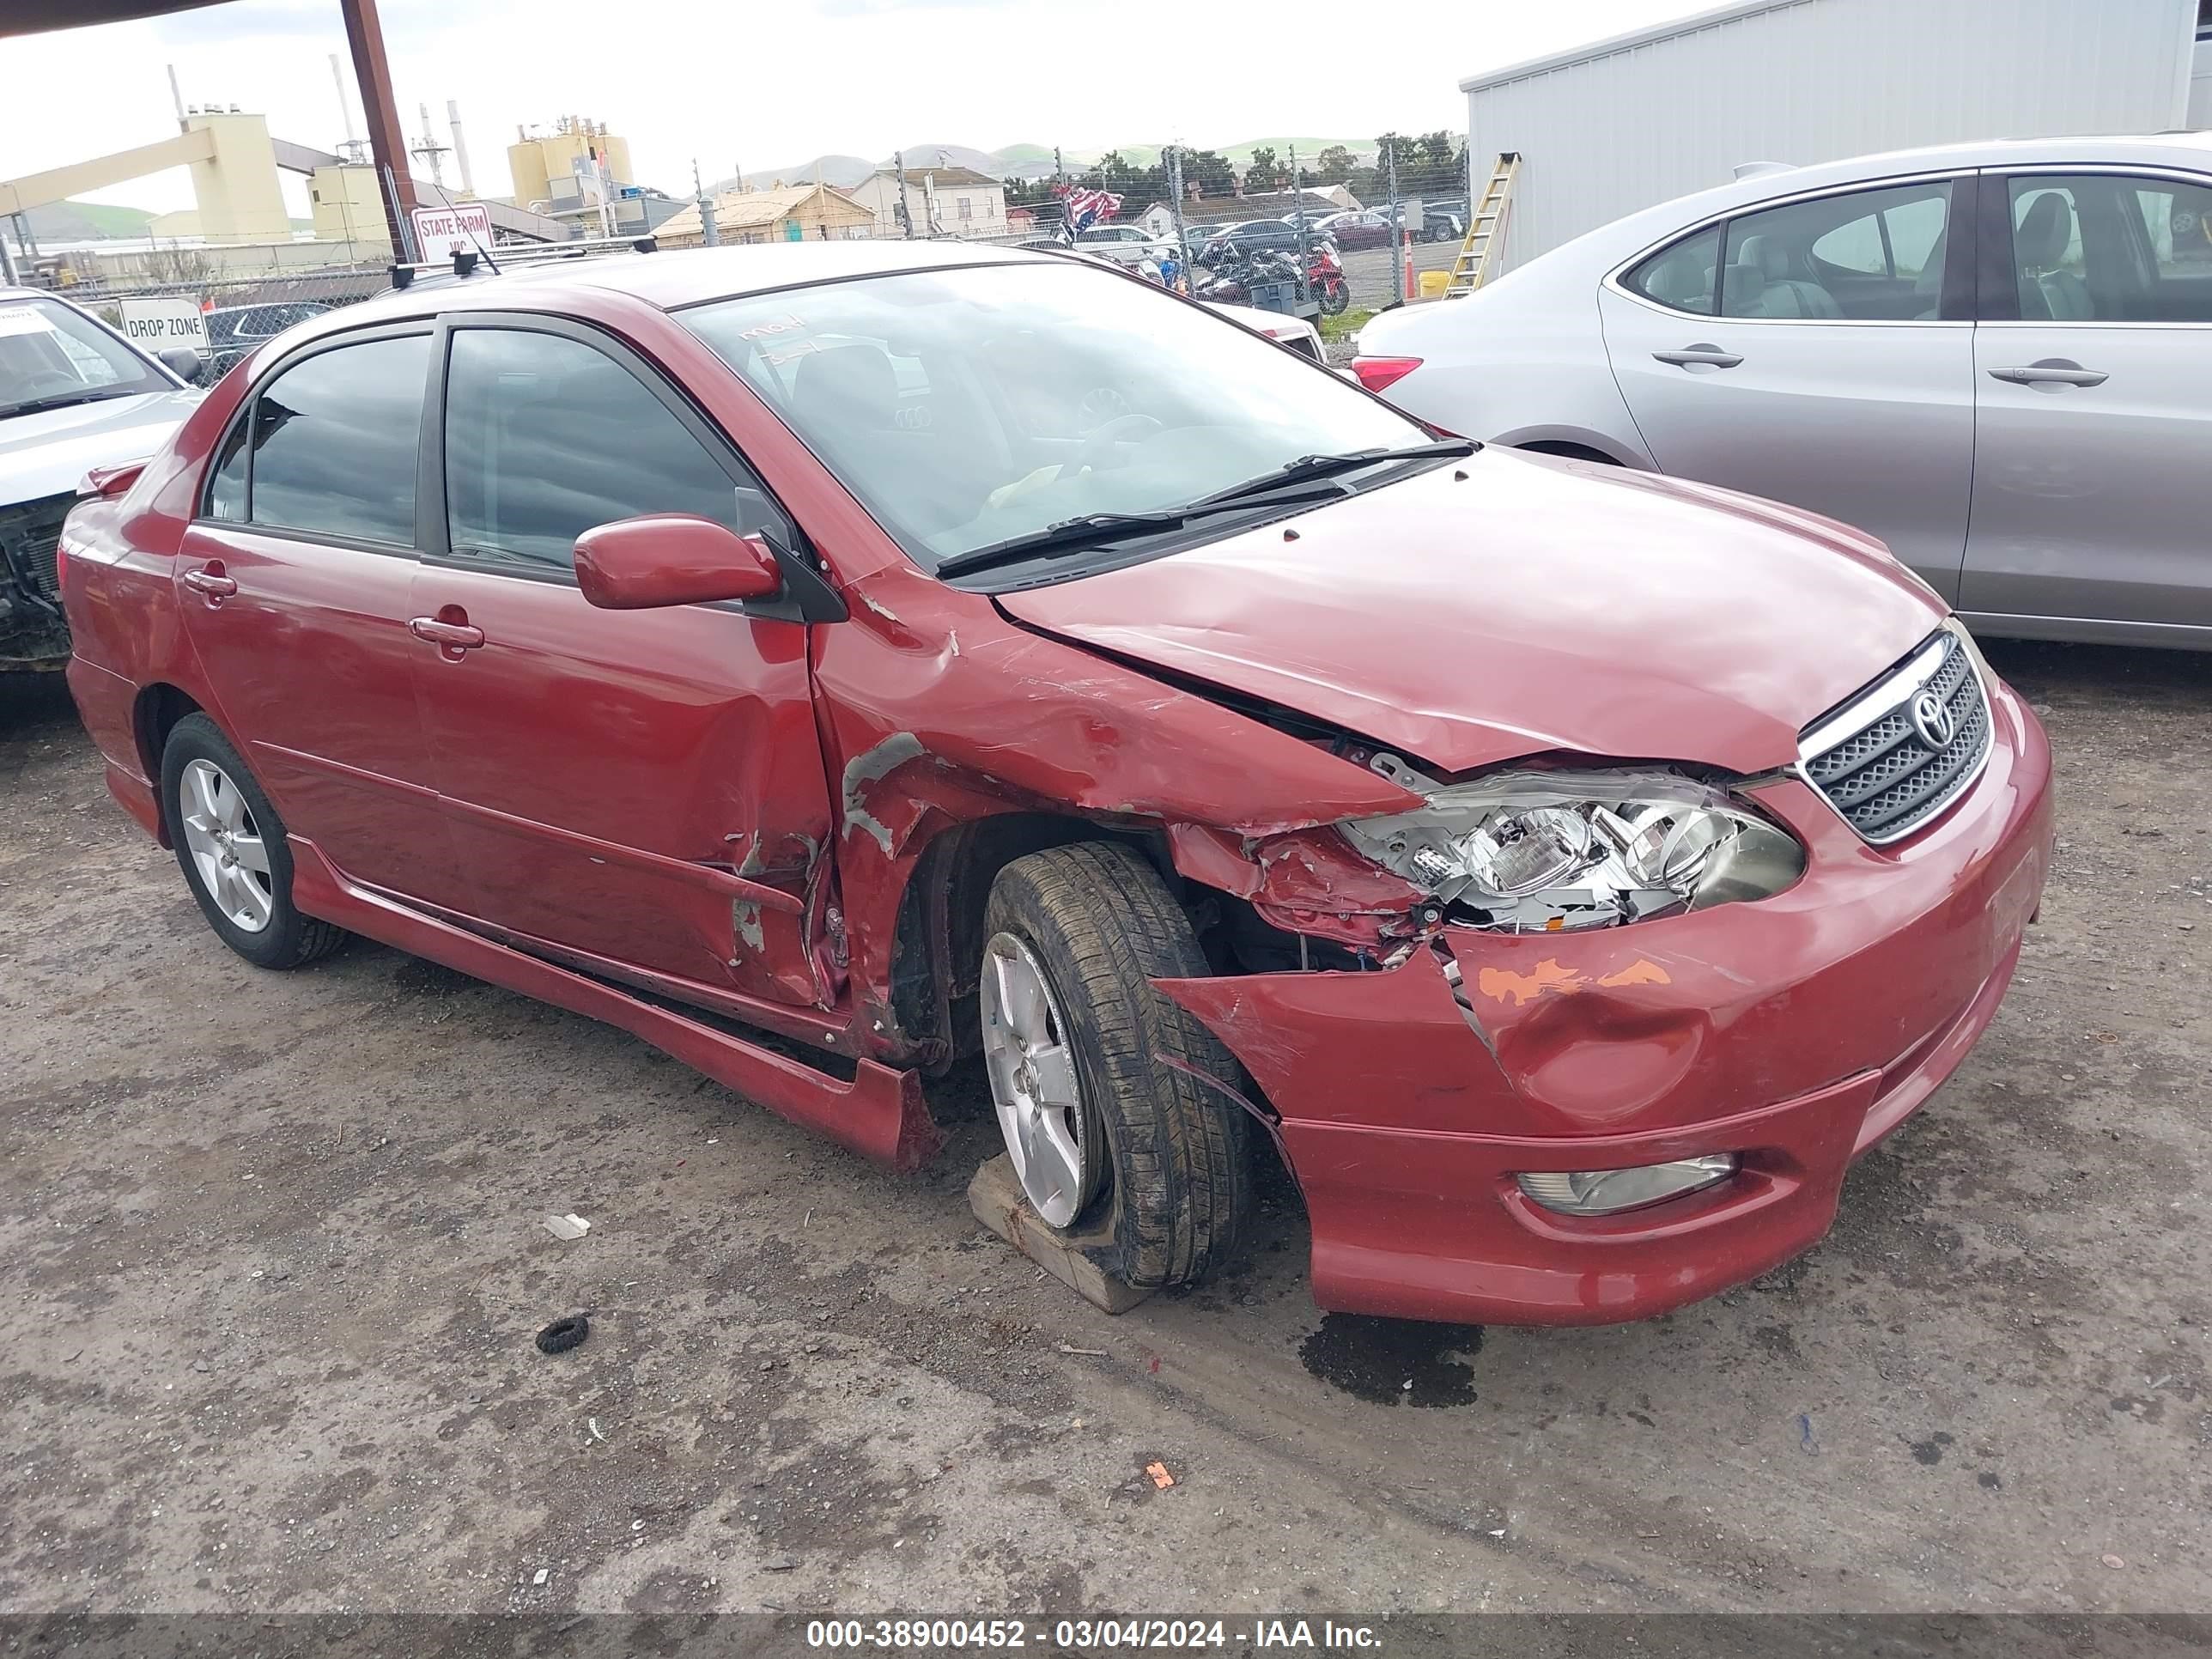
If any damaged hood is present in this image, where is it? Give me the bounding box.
[996,449,1948,775]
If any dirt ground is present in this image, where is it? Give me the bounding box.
[2,640,2208,1622]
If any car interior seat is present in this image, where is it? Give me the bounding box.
[2013,191,2094,320]
[792,343,992,535]
[1729,235,1844,318]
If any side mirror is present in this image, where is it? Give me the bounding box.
[573,514,783,610]
[159,346,208,384]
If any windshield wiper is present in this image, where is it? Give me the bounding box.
[935,463,1418,580]
[934,510,1191,578]
[1188,437,1477,509]
[3,388,146,420]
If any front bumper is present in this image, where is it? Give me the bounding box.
[1156,678,2054,1326]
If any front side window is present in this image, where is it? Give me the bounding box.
[442,327,766,574]
[1624,226,1721,315]
[682,260,1428,572]
[0,296,171,418]
[246,334,428,544]
[1719,180,1952,319]
[2007,173,2212,323]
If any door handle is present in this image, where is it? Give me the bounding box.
[182,564,237,600]
[1988,361,2107,388]
[408,616,485,650]
[1652,343,1744,368]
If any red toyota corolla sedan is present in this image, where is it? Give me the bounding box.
[59,242,2052,1326]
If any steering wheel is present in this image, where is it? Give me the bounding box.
[1078,412,1164,472]
[1078,385,1131,426]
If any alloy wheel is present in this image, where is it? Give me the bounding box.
[981,931,1103,1227]
[177,757,273,933]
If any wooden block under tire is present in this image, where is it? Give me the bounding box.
[967,1154,1152,1315]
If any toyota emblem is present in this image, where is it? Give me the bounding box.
[1911,689,1955,749]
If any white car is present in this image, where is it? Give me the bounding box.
[1352,132,2212,647]
[1206,300,1323,363]
[1,286,204,669]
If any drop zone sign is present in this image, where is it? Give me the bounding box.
[411,202,495,257]
[116,295,208,353]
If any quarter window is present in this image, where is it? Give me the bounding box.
[205,416,249,522]
[245,334,429,544]
[441,327,771,574]
[1623,226,1720,315]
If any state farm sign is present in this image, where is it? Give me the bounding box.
[410,202,495,258]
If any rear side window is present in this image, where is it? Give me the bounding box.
[1720,181,1951,319]
[246,335,429,544]
[441,327,766,574]
[1624,226,1720,315]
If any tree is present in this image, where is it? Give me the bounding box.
[1180,148,1237,200]
[1314,145,1356,185]
[1243,145,1287,194]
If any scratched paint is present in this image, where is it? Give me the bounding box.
[1476,957,1674,1006]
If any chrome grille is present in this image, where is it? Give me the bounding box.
[1800,628,1991,844]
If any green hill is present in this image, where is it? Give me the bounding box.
[1217,137,1373,166]
[26,199,156,241]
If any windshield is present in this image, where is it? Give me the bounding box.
[681,261,1427,573]
[0,296,170,418]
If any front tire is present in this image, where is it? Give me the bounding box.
[161,714,347,969]
[981,842,1252,1290]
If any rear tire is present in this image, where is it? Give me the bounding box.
[981,842,1253,1290]
[161,714,347,970]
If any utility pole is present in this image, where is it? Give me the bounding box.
[1053,146,1064,240]
[1166,145,1188,290]
[413,101,448,188]
[695,159,719,246]
[1289,143,1308,305]
[1384,133,1407,303]
[894,149,912,239]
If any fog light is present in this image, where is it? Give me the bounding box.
[1516,1155,1739,1216]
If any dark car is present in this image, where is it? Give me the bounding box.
[61,241,2052,1328]
[1194,220,1305,264]
[1312,210,1394,251]
[204,301,333,374]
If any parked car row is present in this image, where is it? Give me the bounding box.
[53,234,2052,1334]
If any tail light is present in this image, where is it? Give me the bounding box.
[1351,356,1421,393]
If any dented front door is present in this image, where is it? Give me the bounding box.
[410,319,836,1007]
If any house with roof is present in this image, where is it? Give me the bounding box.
[844,163,1009,238]
[654,182,875,248]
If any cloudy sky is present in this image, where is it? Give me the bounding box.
[5,0,1714,216]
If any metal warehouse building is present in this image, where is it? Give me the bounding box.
[1466,0,2209,272]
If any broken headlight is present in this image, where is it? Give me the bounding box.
[1339,768,1804,933]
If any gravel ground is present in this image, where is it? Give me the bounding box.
[3,640,2208,1620]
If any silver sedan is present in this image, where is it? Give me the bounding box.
[1354,133,2212,649]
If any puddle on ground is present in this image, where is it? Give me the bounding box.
[1298,1314,1484,1407]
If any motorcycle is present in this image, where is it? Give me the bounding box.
[1304,240,1350,316]
[1194,244,1304,307]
